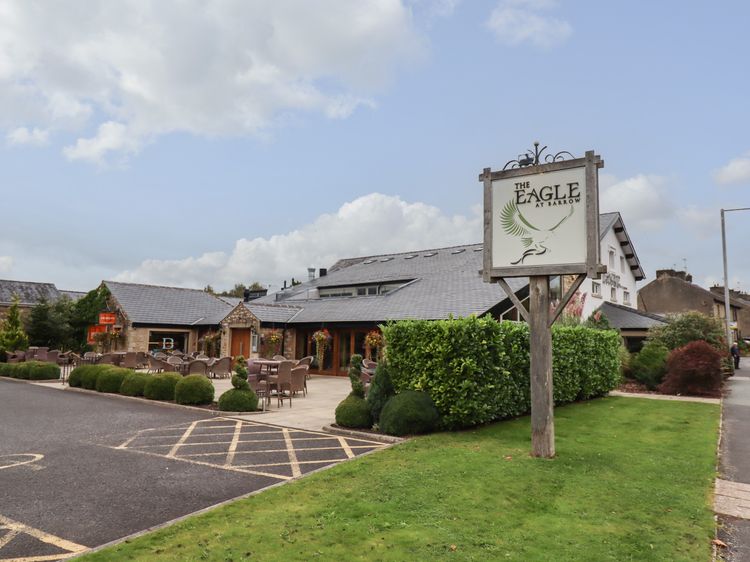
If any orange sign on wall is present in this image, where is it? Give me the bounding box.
[87,325,107,344]
[99,312,116,325]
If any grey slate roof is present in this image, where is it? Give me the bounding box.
[105,281,232,326]
[254,244,526,324]
[244,302,301,324]
[0,279,62,306]
[60,290,86,301]
[596,301,666,330]
[598,211,645,281]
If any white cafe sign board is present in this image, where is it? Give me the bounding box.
[481,151,604,281]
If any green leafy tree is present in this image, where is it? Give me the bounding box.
[218,282,265,297]
[0,296,29,352]
[26,296,74,349]
[69,285,111,352]
[648,311,725,351]
[203,285,215,294]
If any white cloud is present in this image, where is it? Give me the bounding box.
[114,193,482,289]
[600,173,672,231]
[486,0,572,48]
[6,126,49,146]
[677,205,717,239]
[0,256,13,273]
[715,151,750,185]
[0,1,425,163]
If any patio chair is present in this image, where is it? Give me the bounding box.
[272,355,286,361]
[172,350,184,357]
[196,353,209,360]
[154,352,167,360]
[267,360,295,408]
[296,356,313,367]
[187,360,208,376]
[290,365,308,397]
[121,352,138,369]
[210,357,232,379]
[135,352,148,369]
[99,353,115,365]
[36,349,49,362]
[46,350,59,364]
[159,359,176,372]
[147,356,161,373]
[247,360,262,375]
[8,350,25,363]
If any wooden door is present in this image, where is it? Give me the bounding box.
[231,328,251,358]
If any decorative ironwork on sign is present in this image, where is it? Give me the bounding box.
[503,142,576,170]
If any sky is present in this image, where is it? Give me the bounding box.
[0,0,749,295]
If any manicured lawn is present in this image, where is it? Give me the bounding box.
[82,397,719,561]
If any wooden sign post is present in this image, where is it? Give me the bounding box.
[480,144,604,458]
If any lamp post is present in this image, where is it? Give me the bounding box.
[721,207,750,358]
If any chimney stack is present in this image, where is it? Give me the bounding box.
[319,268,327,277]
[656,268,693,283]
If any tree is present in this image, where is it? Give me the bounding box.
[26,297,74,349]
[648,311,725,351]
[69,285,111,352]
[0,296,29,352]
[203,285,215,294]
[218,282,265,297]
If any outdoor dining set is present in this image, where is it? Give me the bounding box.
[248,355,313,408]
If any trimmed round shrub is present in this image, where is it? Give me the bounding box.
[68,365,89,387]
[659,340,723,397]
[218,389,258,412]
[231,374,250,391]
[631,341,669,390]
[144,373,183,401]
[27,361,61,380]
[95,367,130,393]
[175,375,215,405]
[335,394,372,429]
[379,390,439,436]
[80,366,106,390]
[120,373,150,397]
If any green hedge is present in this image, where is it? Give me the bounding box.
[0,361,60,380]
[95,367,131,393]
[383,317,621,429]
[120,373,150,396]
[218,389,258,412]
[175,375,215,405]
[68,365,102,388]
[335,394,372,429]
[144,373,183,401]
[379,390,439,436]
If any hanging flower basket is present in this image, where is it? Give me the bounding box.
[265,329,283,357]
[312,329,331,370]
[364,329,383,360]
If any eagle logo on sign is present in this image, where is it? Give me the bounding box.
[500,200,574,264]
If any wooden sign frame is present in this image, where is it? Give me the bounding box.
[480,150,604,281]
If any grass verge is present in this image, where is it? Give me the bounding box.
[81,397,719,561]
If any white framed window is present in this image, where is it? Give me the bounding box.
[623,290,631,305]
[592,282,601,297]
[251,333,259,353]
[609,248,616,270]
[610,287,617,302]
[620,256,626,272]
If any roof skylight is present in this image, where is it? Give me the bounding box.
[423,252,437,257]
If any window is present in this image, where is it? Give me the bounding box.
[620,256,626,272]
[592,282,601,297]
[148,331,188,353]
[251,333,259,353]
[610,287,617,302]
[623,290,631,305]
[608,248,615,270]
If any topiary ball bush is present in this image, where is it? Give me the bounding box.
[379,390,440,436]
[231,374,250,391]
[95,367,130,393]
[68,365,90,387]
[81,366,108,390]
[659,340,724,397]
[175,375,215,405]
[218,388,258,412]
[144,373,183,401]
[120,372,150,397]
[335,394,372,429]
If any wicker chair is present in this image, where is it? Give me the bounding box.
[136,352,149,369]
[121,352,138,369]
[267,360,295,407]
[296,356,313,367]
[272,355,286,361]
[8,350,25,363]
[147,355,162,373]
[210,357,232,379]
[290,365,308,397]
[99,353,115,365]
[187,360,208,376]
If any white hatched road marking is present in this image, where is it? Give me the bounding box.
[0,454,44,471]
[282,427,302,478]
[167,420,199,457]
[224,420,244,467]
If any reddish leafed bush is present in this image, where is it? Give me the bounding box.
[659,340,723,397]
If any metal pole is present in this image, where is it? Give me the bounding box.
[721,209,733,355]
